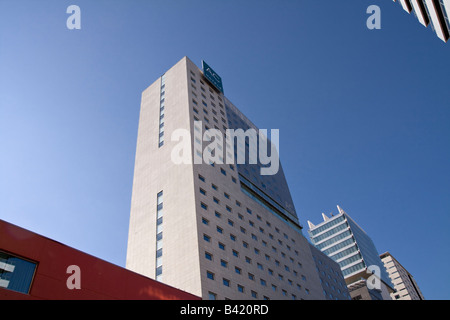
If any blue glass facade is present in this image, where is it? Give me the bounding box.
[223,97,300,231]
[308,212,393,289]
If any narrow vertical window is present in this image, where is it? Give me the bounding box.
[156,190,163,281]
[158,74,166,148]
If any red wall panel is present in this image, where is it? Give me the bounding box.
[0,219,200,300]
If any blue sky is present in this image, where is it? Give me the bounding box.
[1,0,449,300]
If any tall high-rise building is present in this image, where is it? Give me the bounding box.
[307,206,394,300]
[380,252,425,300]
[126,56,325,300]
[393,0,450,42]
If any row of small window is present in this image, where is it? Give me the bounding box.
[202,233,305,282]
[158,75,166,148]
[155,191,164,281]
[193,113,229,134]
[319,276,347,293]
[323,289,349,300]
[201,204,299,253]
[201,214,300,263]
[314,256,347,279]
[206,274,309,301]
[197,164,238,188]
[198,174,298,246]
[199,196,299,263]
[193,104,227,127]
[207,270,303,298]
[190,70,223,104]
[317,268,346,288]
[190,72,227,135]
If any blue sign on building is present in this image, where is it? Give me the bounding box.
[202,60,223,93]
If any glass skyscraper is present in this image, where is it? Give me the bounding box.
[307,206,394,299]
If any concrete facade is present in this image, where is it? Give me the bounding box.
[309,244,351,300]
[380,252,425,300]
[126,56,325,300]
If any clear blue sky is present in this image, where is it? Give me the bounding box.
[1,0,449,300]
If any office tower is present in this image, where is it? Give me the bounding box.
[393,0,450,42]
[308,243,351,300]
[380,252,425,300]
[307,206,394,300]
[126,56,324,300]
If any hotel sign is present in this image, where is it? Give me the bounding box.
[202,60,223,94]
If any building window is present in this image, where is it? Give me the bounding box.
[155,266,162,280]
[208,292,217,300]
[206,271,215,280]
[223,278,230,287]
[0,251,37,294]
[205,252,213,261]
[237,284,245,293]
[158,74,166,148]
[155,191,164,281]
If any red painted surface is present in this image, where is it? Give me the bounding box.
[0,219,200,300]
